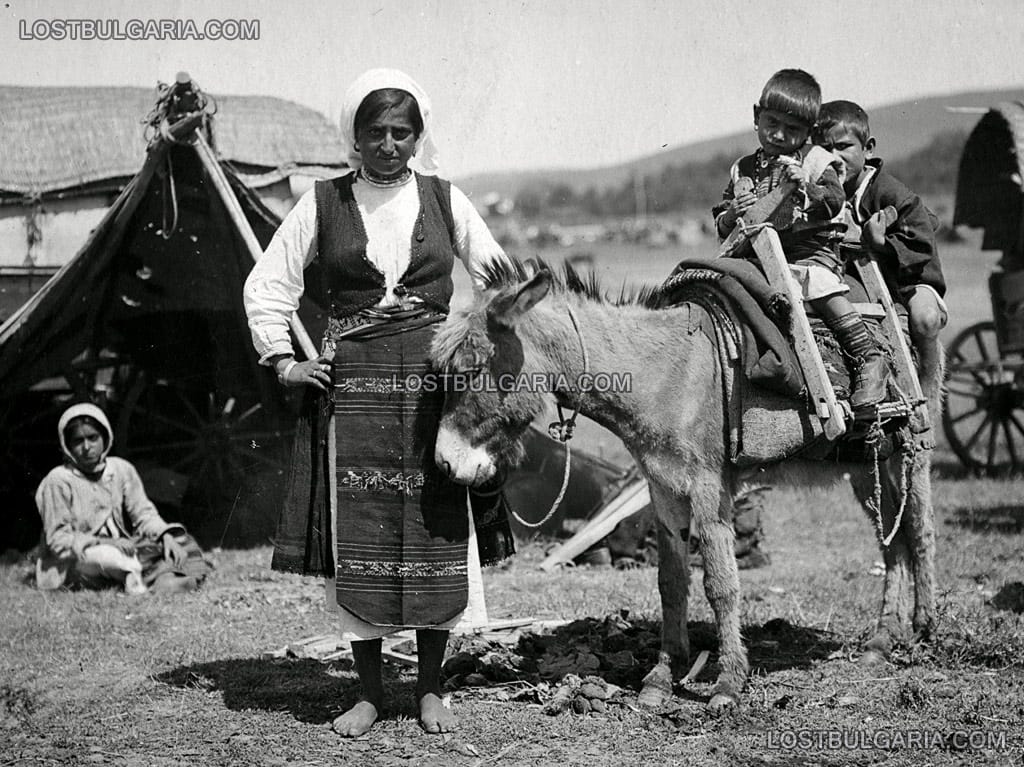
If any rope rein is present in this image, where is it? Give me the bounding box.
[511,303,589,530]
[865,412,917,548]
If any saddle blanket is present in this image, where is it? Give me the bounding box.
[654,259,907,464]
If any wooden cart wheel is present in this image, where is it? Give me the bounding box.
[942,320,1024,474]
[114,373,292,507]
[0,353,135,494]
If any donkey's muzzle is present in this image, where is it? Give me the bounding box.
[435,423,498,486]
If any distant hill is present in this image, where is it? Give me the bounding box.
[457,88,1024,201]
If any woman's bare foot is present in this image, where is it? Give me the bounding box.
[332,700,380,737]
[419,693,456,733]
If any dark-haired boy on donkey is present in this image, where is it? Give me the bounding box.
[714,69,890,409]
[815,100,947,399]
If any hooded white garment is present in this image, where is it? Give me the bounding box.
[56,402,114,473]
[338,67,440,174]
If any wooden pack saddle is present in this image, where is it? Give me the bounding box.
[719,179,924,442]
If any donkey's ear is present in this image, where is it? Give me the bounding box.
[488,269,551,326]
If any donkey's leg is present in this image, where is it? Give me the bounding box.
[849,466,913,657]
[638,480,690,709]
[695,471,748,710]
[902,450,937,640]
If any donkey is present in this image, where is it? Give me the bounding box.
[431,259,937,711]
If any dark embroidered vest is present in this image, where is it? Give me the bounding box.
[310,172,456,319]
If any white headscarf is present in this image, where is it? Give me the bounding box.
[58,402,113,471]
[338,68,440,174]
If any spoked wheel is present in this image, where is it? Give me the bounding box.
[0,391,67,492]
[0,352,136,494]
[115,373,293,508]
[942,321,1024,474]
[0,352,136,549]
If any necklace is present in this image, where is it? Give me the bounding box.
[359,166,412,188]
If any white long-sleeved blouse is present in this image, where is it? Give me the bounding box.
[244,172,508,363]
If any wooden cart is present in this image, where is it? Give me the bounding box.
[943,101,1024,473]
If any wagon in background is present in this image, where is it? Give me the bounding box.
[944,100,1024,473]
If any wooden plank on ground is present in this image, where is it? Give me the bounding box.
[287,634,343,659]
[539,480,651,572]
[750,228,847,440]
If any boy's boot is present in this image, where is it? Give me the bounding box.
[827,312,889,409]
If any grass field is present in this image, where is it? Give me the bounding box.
[2,232,1023,766]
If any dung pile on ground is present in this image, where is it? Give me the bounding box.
[443,611,718,693]
[541,674,615,715]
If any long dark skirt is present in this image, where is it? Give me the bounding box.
[273,319,472,627]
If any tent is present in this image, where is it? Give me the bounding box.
[954,100,1024,269]
[0,77,342,550]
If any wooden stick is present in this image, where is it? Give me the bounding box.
[191,133,318,360]
[381,648,419,668]
[849,247,925,405]
[539,480,651,572]
[750,228,846,440]
[483,617,538,631]
[681,650,710,684]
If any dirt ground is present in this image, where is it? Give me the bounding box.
[3,468,1024,766]
[3,234,1022,765]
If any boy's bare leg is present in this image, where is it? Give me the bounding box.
[416,629,456,733]
[908,288,948,401]
[332,638,383,737]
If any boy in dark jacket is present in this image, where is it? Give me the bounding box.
[815,100,947,397]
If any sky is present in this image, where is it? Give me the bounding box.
[2,0,1023,179]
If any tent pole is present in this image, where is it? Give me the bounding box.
[192,133,318,360]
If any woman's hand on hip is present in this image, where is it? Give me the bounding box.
[279,354,334,392]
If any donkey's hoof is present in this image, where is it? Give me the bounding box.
[858,649,887,668]
[862,633,892,656]
[912,616,935,642]
[637,665,673,709]
[637,684,671,709]
[707,692,738,713]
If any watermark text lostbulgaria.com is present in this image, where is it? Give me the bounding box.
[384,371,633,394]
[766,728,1012,752]
[18,18,259,41]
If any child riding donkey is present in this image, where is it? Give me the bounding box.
[815,99,947,401]
[713,69,890,411]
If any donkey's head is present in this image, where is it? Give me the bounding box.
[431,264,556,485]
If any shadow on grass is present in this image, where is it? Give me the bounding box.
[945,505,1024,533]
[157,618,843,722]
[156,657,417,725]
[931,455,1024,482]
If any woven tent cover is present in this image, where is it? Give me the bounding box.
[0,85,344,195]
[954,100,1024,254]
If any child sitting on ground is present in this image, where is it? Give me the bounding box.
[34,402,212,594]
[713,69,890,410]
[814,99,948,398]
